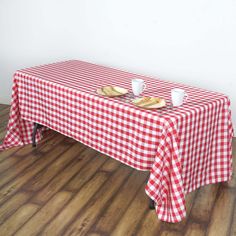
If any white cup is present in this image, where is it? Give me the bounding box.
[171,88,188,107]
[132,79,146,96]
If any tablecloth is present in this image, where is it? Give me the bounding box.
[0,60,233,222]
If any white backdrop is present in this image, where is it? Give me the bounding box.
[0,0,236,129]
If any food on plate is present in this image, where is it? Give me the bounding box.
[133,97,166,109]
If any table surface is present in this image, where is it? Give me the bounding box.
[0,60,233,222]
[18,60,226,115]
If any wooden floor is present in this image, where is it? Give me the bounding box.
[0,104,235,236]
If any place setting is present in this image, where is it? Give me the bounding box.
[96,78,188,115]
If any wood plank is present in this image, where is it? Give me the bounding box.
[93,170,148,235]
[0,133,64,190]
[99,156,120,173]
[207,188,235,236]
[110,184,150,236]
[0,109,10,134]
[0,137,71,205]
[22,142,85,191]
[0,122,6,128]
[0,130,58,160]
[229,203,236,236]
[160,230,182,236]
[184,222,205,236]
[0,145,53,189]
[0,130,7,142]
[0,154,26,173]
[0,104,9,111]
[32,148,98,204]
[0,203,39,236]
[0,121,8,132]
[0,107,10,118]
[15,191,72,236]
[0,146,22,164]
[41,171,109,236]
[64,152,108,192]
[0,192,32,224]
[62,164,133,236]
[86,232,106,236]
[190,184,220,223]
[15,131,64,157]
[233,138,236,152]
[136,211,162,236]
[0,130,54,160]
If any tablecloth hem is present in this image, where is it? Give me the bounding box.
[12,118,153,172]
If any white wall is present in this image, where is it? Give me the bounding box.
[0,0,236,129]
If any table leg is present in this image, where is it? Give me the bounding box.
[32,123,43,147]
[149,199,155,210]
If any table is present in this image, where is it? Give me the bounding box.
[0,60,233,222]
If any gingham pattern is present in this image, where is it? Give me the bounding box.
[0,60,233,222]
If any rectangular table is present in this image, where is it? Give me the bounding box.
[0,60,233,222]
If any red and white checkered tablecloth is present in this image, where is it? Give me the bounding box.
[0,60,233,222]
